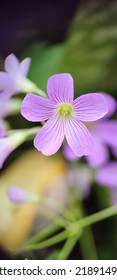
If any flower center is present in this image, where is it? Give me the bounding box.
[57,103,73,117]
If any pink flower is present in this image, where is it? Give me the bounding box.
[0,54,31,97]
[21,73,107,156]
[63,93,117,168]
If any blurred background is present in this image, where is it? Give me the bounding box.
[0,0,117,260]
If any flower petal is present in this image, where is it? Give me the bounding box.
[73,93,108,121]
[7,185,28,203]
[34,115,64,156]
[96,162,117,188]
[0,138,13,168]
[86,139,109,168]
[4,54,20,75]
[63,143,79,161]
[94,120,117,147]
[102,93,117,119]
[0,119,6,137]
[0,72,14,91]
[0,90,13,101]
[47,73,74,103]
[20,58,31,77]
[21,93,55,121]
[65,117,94,157]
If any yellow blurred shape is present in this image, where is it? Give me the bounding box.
[0,149,67,249]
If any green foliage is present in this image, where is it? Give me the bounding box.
[22,43,66,91]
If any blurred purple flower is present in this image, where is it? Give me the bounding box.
[0,131,29,168]
[63,94,117,168]
[0,54,31,97]
[21,73,107,156]
[7,185,28,203]
[0,94,22,137]
[96,161,117,188]
[7,185,41,203]
[96,161,117,205]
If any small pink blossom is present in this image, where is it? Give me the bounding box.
[21,73,108,156]
[0,54,31,97]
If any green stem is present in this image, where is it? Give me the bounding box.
[9,98,22,115]
[25,223,61,246]
[57,235,78,260]
[12,230,68,254]
[78,203,98,260]
[35,88,47,98]
[80,205,117,228]
[79,227,98,260]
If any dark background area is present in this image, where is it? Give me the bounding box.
[0,0,80,57]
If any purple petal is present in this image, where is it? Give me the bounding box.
[65,117,94,157]
[86,139,109,168]
[0,90,13,101]
[94,120,117,147]
[47,73,74,103]
[0,119,6,137]
[0,72,14,91]
[20,58,31,77]
[21,93,55,121]
[96,162,117,188]
[73,93,108,122]
[34,115,64,156]
[0,137,13,168]
[0,100,12,118]
[0,133,27,169]
[63,143,79,161]
[7,185,28,203]
[102,93,117,119]
[4,54,20,75]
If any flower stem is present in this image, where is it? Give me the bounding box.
[57,235,78,260]
[79,227,98,260]
[24,223,61,246]
[80,205,117,228]
[12,230,68,254]
[35,88,47,98]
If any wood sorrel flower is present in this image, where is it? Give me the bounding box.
[63,93,117,167]
[0,54,33,96]
[21,73,108,156]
